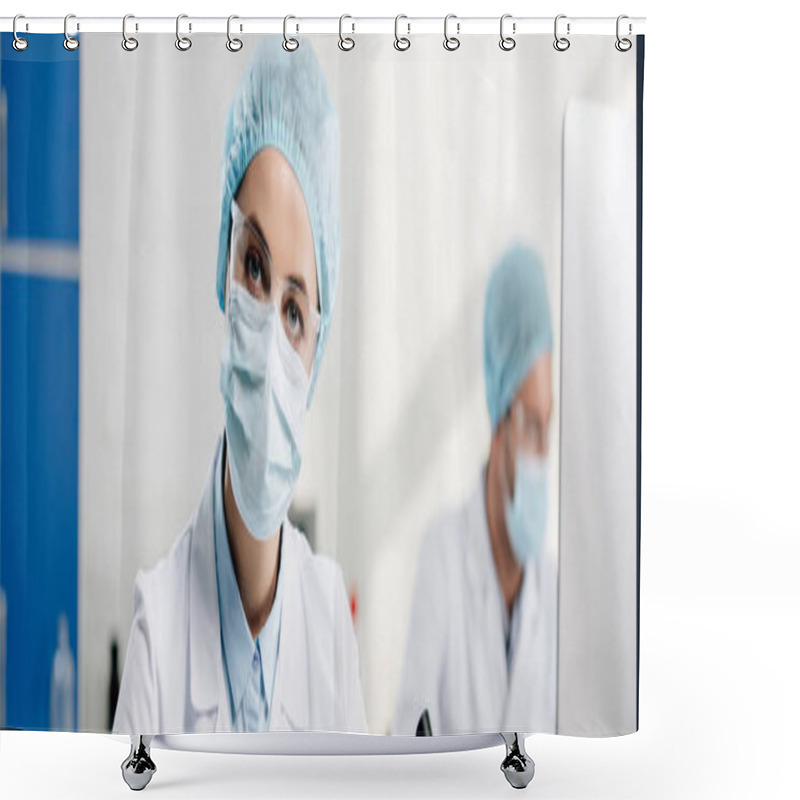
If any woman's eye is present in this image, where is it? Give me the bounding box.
[284,297,304,339]
[245,248,263,288]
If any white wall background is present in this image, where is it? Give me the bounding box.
[3,0,800,798]
[76,31,638,736]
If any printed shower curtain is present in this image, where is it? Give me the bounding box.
[0,28,642,739]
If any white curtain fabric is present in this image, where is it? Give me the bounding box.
[560,98,638,735]
[78,33,635,736]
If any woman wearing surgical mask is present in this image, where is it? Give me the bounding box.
[113,39,367,736]
[393,245,558,736]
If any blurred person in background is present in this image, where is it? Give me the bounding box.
[393,244,557,736]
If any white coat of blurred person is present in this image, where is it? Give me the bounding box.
[393,244,557,735]
[114,38,366,735]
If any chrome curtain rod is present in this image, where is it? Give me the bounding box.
[0,15,646,36]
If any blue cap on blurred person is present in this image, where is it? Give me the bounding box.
[216,36,340,403]
[483,244,553,431]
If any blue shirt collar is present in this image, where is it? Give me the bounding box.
[213,435,284,721]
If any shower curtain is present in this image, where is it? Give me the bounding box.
[0,27,642,739]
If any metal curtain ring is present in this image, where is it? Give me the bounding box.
[615,14,632,52]
[553,14,570,51]
[499,14,516,51]
[64,13,79,51]
[443,14,460,51]
[394,14,410,51]
[227,15,243,52]
[176,14,192,51]
[12,14,28,51]
[283,15,299,51]
[122,14,139,51]
[338,14,355,51]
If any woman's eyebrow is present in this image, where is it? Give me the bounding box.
[246,213,272,261]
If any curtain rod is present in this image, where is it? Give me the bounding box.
[0,16,646,36]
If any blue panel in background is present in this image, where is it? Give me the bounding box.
[1,33,80,243]
[1,34,80,730]
[1,275,80,730]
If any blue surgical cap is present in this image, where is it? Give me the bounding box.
[483,244,553,431]
[216,37,340,403]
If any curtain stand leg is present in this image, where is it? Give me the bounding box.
[500,732,535,789]
[121,734,156,791]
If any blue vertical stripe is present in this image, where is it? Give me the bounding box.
[1,33,80,731]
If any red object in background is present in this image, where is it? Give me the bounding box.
[349,583,358,626]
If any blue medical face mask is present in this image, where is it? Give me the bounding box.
[503,442,548,567]
[220,277,310,541]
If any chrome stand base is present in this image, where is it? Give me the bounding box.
[500,733,535,790]
[121,735,156,791]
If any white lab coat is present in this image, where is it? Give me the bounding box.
[392,469,557,736]
[113,436,367,735]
